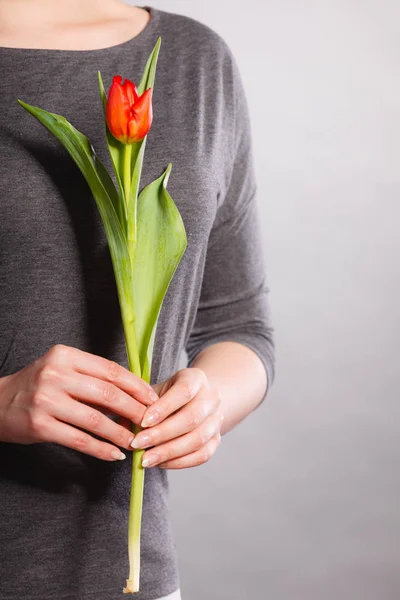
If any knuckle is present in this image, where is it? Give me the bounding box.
[31,391,48,409]
[158,447,170,463]
[145,427,158,444]
[36,365,60,386]
[72,434,89,452]
[114,426,130,448]
[214,388,222,405]
[28,412,46,437]
[199,447,210,463]
[185,410,201,430]
[209,420,219,438]
[135,405,146,426]
[212,412,223,431]
[47,344,69,363]
[179,380,195,400]
[193,428,207,449]
[101,383,117,404]
[198,368,209,387]
[190,367,208,384]
[86,410,103,430]
[105,360,121,382]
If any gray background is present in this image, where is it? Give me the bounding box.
[131,2,400,598]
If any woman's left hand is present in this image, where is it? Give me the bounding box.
[130,368,224,469]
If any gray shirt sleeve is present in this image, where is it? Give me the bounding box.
[185,50,275,403]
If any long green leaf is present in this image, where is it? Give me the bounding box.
[17,99,141,374]
[126,37,163,268]
[137,37,161,96]
[128,37,162,216]
[132,163,187,376]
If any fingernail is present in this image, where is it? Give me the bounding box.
[141,410,160,428]
[128,435,135,447]
[142,453,159,468]
[111,450,126,461]
[131,434,152,449]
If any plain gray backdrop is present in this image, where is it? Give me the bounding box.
[128,2,400,598]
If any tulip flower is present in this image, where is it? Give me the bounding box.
[105,75,154,223]
[18,37,188,595]
[106,75,153,144]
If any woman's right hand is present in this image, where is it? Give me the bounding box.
[0,344,159,461]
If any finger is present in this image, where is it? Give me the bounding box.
[59,371,147,426]
[132,387,221,449]
[37,415,129,462]
[44,344,158,407]
[140,413,222,468]
[140,368,207,428]
[45,391,136,451]
[92,411,133,435]
[157,433,222,470]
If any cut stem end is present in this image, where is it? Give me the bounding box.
[123,578,138,594]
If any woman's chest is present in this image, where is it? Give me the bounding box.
[0,64,222,259]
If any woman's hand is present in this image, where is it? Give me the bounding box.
[0,344,158,461]
[131,367,224,469]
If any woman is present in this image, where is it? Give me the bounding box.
[0,2,275,599]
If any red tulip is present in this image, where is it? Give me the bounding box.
[106,75,153,144]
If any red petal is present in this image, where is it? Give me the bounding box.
[127,88,153,143]
[123,78,139,106]
[106,77,130,143]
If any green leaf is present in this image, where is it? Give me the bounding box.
[17,98,141,374]
[137,36,162,95]
[129,37,162,211]
[132,163,187,377]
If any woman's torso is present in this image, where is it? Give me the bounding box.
[0,6,234,599]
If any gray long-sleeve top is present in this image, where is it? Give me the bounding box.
[0,5,275,599]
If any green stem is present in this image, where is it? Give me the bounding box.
[123,364,148,595]
[120,142,141,376]
[124,316,141,377]
[124,432,146,594]
[120,300,141,378]
[127,141,144,266]
[122,141,148,595]
[122,292,145,595]
[123,143,133,211]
